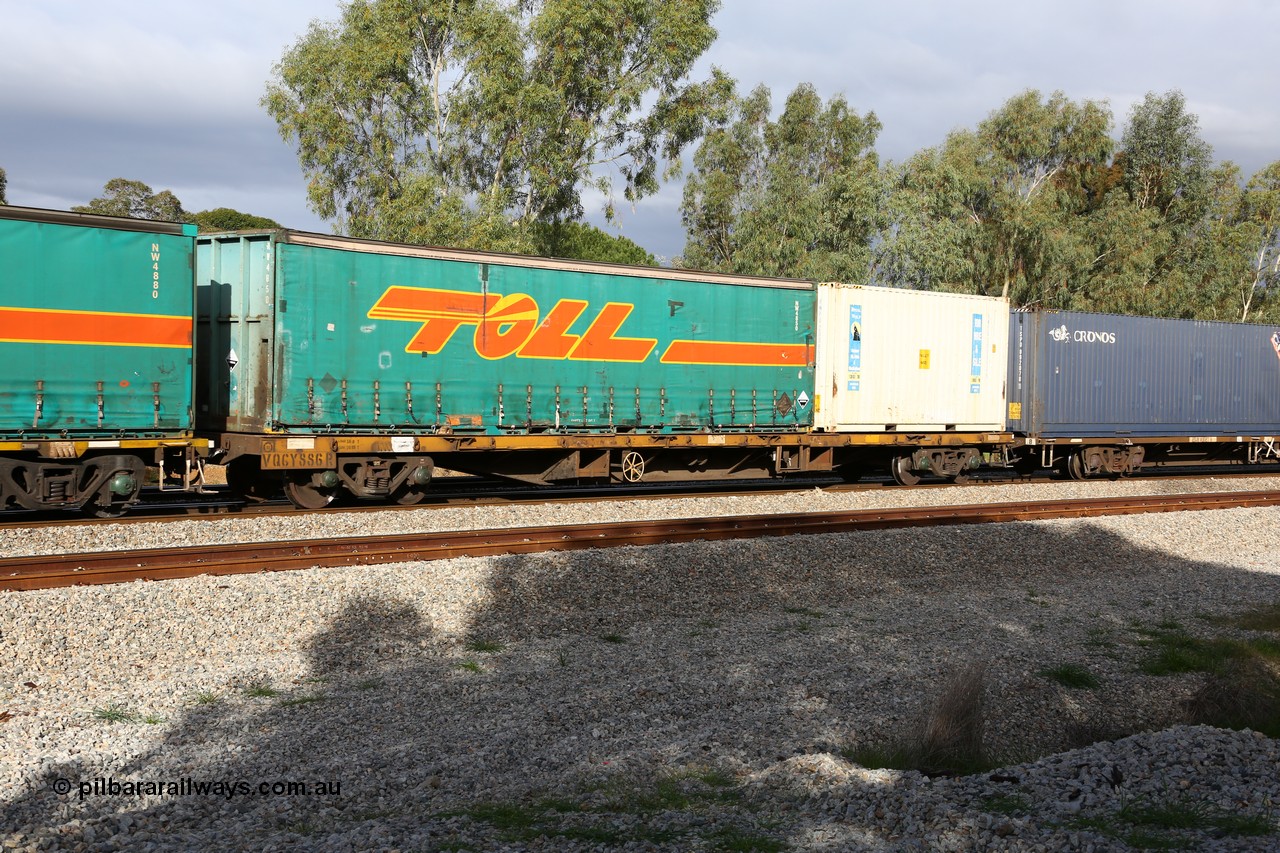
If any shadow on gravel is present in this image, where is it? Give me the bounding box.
[5,516,1280,849]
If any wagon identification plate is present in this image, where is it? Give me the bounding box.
[260,438,336,469]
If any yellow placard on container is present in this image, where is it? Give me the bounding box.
[918,349,931,369]
[1008,402,1022,419]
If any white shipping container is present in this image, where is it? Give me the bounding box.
[813,284,1009,432]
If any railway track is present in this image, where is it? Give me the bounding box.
[5,464,1279,531]
[4,489,1278,591]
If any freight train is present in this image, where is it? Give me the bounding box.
[3,204,1279,515]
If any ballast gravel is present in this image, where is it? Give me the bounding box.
[3,473,1280,557]
[1,477,1279,851]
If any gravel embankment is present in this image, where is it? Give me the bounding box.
[2,479,1279,851]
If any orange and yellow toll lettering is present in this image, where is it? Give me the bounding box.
[567,303,657,363]
[475,293,540,360]
[660,340,808,366]
[517,299,588,359]
[367,286,498,354]
[0,306,192,348]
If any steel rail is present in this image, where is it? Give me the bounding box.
[5,466,1278,531]
[3,490,1278,591]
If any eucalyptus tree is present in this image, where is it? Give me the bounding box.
[680,82,882,281]
[1190,161,1280,322]
[72,178,186,222]
[264,0,729,251]
[1118,90,1213,223]
[876,90,1112,307]
[1097,91,1233,318]
[1237,162,1280,321]
[0,167,7,205]
[189,209,282,231]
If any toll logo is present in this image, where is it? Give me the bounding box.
[367,286,808,367]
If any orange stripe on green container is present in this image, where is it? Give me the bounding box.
[0,307,192,348]
[660,340,808,366]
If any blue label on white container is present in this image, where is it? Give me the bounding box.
[970,313,983,394]
[848,305,862,391]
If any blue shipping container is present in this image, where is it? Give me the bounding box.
[1007,310,1280,437]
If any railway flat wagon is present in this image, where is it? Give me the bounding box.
[1007,309,1280,477]
[196,231,819,507]
[811,283,1011,484]
[0,206,203,515]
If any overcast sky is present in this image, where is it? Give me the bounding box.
[3,1,1278,261]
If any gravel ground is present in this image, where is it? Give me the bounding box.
[2,478,1279,851]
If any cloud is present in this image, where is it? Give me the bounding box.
[2,0,1277,254]
[0,0,338,227]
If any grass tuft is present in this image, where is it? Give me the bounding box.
[704,826,787,852]
[242,680,281,698]
[466,639,504,653]
[92,704,136,724]
[451,770,758,848]
[782,606,825,618]
[848,661,993,776]
[1038,662,1101,689]
[1231,602,1280,633]
[982,793,1032,816]
[600,633,627,644]
[454,660,482,674]
[1184,656,1280,738]
[1073,791,1276,849]
[1135,620,1280,737]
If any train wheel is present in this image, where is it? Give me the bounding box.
[618,450,646,483]
[1067,451,1089,481]
[392,460,434,505]
[890,454,921,486]
[284,473,340,509]
[85,462,143,518]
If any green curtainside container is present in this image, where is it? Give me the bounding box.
[196,231,815,436]
[0,207,197,439]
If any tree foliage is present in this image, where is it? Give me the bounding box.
[531,220,655,265]
[875,90,1113,306]
[1119,90,1213,222]
[264,0,728,251]
[866,87,1279,322]
[72,178,186,221]
[189,208,282,232]
[0,167,7,205]
[72,178,282,233]
[680,83,881,280]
